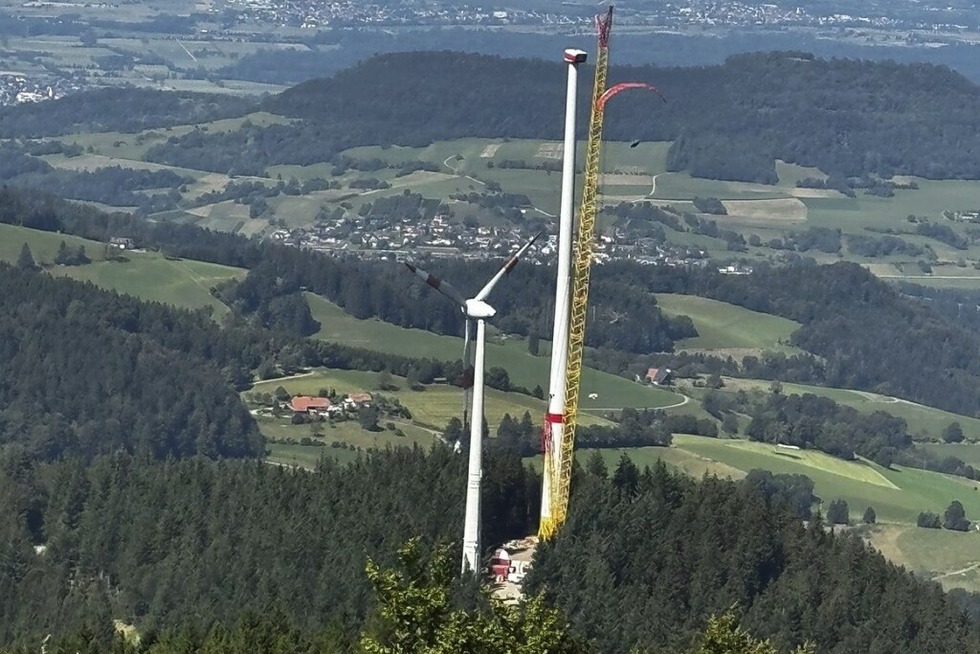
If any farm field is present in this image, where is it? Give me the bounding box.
[588,435,980,526]
[256,413,438,450]
[248,368,612,431]
[0,223,108,264]
[654,293,801,354]
[53,254,244,316]
[31,114,980,288]
[266,442,360,468]
[857,523,980,594]
[706,377,980,441]
[306,293,685,412]
[0,224,243,314]
[920,442,980,468]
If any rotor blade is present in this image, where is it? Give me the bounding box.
[404,262,467,308]
[474,231,543,302]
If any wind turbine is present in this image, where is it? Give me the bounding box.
[405,232,541,573]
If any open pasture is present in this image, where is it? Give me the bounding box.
[652,172,793,201]
[0,224,242,314]
[306,293,685,412]
[266,441,360,468]
[654,293,801,353]
[256,412,439,450]
[0,223,107,264]
[720,198,808,224]
[859,524,980,594]
[603,435,980,525]
[249,368,610,431]
[53,252,244,316]
[920,442,980,468]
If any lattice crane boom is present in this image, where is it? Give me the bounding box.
[539,6,613,541]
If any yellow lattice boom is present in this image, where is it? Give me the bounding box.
[539,6,613,541]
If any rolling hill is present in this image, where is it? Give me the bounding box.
[306,292,685,412]
[0,223,243,316]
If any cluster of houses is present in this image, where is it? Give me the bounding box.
[286,392,373,418]
[272,218,714,269]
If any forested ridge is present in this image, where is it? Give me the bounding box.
[0,448,534,647]
[4,52,979,183]
[145,51,980,182]
[0,88,249,138]
[0,263,263,460]
[1,449,976,653]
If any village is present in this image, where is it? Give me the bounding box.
[269,213,720,269]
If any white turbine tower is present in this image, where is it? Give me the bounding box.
[405,232,542,573]
[540,47,586,537]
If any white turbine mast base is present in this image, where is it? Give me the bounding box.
[460,317,487,574]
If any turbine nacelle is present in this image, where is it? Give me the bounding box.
[464,299,496,319]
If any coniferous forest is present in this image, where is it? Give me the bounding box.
[1,448,978,653]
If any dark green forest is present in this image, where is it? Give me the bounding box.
[0,263,262,460]
[139,51,980,182]
[2,449,976,653]
[0,88,248,138]
[0,448,533,647]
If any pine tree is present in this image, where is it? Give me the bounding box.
[442,417,464,444]
[16,243,36,270]
[585,451,608,479]
[690,612,815,654]
[862,506,876,524]
[826,499,849,525]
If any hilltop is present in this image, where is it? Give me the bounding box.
[262,51,980,182]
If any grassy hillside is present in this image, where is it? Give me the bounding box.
[306,293,686,411]
[583,435,980,526]
[249,368,611,431]
[711,377,980,441]
[35,107,980,289]
[654,293,801,354]
[0,224,243,315]
[0,223,108,264]
[53,255,244,316]
[859,523,980,594]
[253,367,613,470]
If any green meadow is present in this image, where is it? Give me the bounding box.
[713,377,980,441]
[248,368,611,431]
[585,435,980,526]
[306,293,685,412]
[654,293,801,353]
